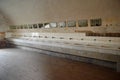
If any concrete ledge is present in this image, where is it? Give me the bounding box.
[11,41,120,62]
[17,46,116,70]
[9,39,120,72]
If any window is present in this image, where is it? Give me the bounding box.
[58,22,66,28]
[50,22,57,28]
[67,20,76,27]
[78,20,88,27]
[90,18,102,26]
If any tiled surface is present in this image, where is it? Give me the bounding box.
[0,48,120,80]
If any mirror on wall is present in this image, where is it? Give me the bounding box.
[0,32,5,40]
[28,24,33,29]
[90,18,102,26]
[24,25,28,29]
[78,20,88,27]
[10,26,16,29]
[33,24,38,29]
[38,23,44,28]
[58,22,66,28]
[9,18,103,30]
[20,25,23,29]
[44,23,50,28]
[50,22,57,28]
[17,26,20,29]
[67,20,76,27]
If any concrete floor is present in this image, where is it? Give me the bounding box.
[0,48,119,80]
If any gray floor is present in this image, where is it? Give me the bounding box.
[0,48,120,80]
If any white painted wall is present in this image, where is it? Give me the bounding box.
[0,0,120,25]
[0,14,9,32]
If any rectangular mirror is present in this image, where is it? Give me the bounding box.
[50,22,57,28]
[38,23,43,28]
[33,24,38,29]
[28,24,33,29]
[44,23,50,28]
[10,26,16,29]
[24,25,28,29]
[90,18,102,26]
[58,22,66,28]
[20,25,23,29]
[67,20,76,27]
[17,26,20,29]
[78,20,88,27]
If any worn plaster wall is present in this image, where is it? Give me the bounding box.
[1,0,119,68]
[0,0,120,25]
[0,14,9,32]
